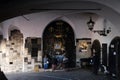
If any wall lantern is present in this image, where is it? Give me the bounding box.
[87,17,95,31]
[87,17,111,36]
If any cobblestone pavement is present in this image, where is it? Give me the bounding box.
[5,69,117,80]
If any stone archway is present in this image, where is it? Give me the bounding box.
[43,20,76,68]
[109,36,120,78]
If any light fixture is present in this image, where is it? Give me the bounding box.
[87,18,111,36]
[87,17,95,31]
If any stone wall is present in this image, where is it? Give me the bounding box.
[0,29,42,72]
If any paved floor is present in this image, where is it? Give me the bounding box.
[5,69,117,80]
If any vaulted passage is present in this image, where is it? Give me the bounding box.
[43,20,76,68]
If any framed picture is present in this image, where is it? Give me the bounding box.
[76,38,91,52]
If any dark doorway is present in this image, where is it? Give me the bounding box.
[91,39,101,74]
[109,37,120,78]
[91,39,101,58]
[43,20,76,68]
[102,43,107,66]
[31,48,38,57]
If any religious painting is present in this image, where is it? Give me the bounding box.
[54,42,62,50]
[76,38,91,58]
[76,38,91,52]
[79,41,88,52]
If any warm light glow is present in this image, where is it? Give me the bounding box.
[79,41,88,51]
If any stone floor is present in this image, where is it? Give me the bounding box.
[5,69,117,80]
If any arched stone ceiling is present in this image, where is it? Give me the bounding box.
[0,0,120,26]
